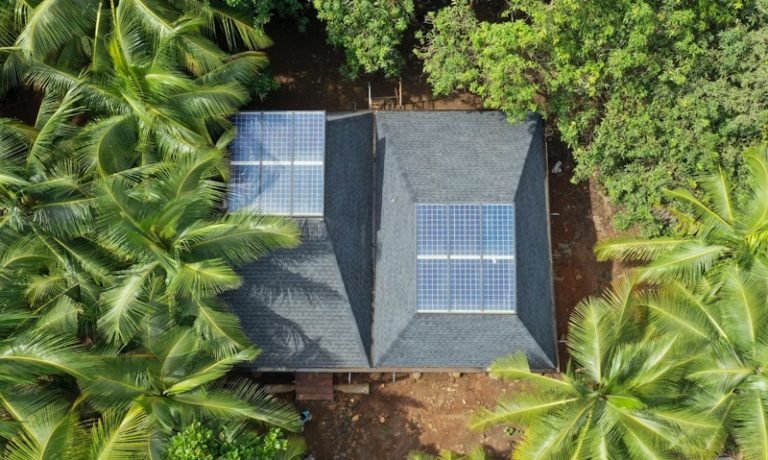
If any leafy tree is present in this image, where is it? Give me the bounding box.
[223,0,305,28]
[313,0,414,77]
[417,0,768,233]
[472,277,721,459]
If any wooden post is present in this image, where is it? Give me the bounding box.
[398,78,403,108]
[368,82,372,110]
[335,383,369,395]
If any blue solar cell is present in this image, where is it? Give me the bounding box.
[449,204,481,255]
[294,112,325,161]
[417,205,449,256]
[259,165,292,214]
[483,204,514,255]
[416,203,516,312]
[292,165,324,215]
[230,113,262,161]
[229,112,325,216]
[417,259,449,311]
[262,113,293,161]
[450,259,482,310]
[483,259,514,310]
[228,164,259,211]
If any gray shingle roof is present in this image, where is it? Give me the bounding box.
[375,111,538,202]
[226,110,556,371]
[225,219,369,369]
[373,111,556,370]
[377,314,554,370]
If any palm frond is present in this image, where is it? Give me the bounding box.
[97,264,156,345]
[14,0,97,59]
[567,299,611,382]
[173,387,299,432]
[470,393,581,431]
[164,347,258,395]
[719,268,766,351]
[510,403,593,460]
[699,170,736,226]
[489,353,574,393]
[192,299,250,357]
[88,405,150,460]
[76,115,139,177]
[205,5,272,51]
[664,187,732,231]
[594,236,693,262]
[637,242,728,284]
[177,213,299,264]
[0,333,92,382]
[3,405,77,460]
[730,391,768,460]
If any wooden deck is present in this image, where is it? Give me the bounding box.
[295,372,334,401]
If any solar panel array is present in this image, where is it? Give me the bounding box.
[229,112,325,215]
[416,204,515,312]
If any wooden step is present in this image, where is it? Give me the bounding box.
[295,373,334,401]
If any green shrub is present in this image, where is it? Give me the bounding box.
[166,422,291,460]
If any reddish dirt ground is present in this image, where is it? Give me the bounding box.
[297,373,524,460]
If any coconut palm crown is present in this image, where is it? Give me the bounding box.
[472,277,722,460]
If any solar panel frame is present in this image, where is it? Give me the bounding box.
[416,203,516,313]
[228,111,325,216]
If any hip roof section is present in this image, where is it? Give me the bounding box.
[375,111,538,203]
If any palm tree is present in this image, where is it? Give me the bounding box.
[0,97,109,340]
[595,146,768,284]
[82,326,299,459]
[0,107,301,459]
[1,0,270,84]
[638,263,768,460]
[471,277,721,459]
[0,3,302,456]
[93,150,299,354]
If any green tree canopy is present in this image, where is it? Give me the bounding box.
[417,0,768,234]
[313,0,414,77]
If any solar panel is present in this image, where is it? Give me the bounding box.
[416,203,516,312]
[229,111,325,216]
[416,259,449,311]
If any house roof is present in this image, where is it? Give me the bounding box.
[377,314,554,370]
[374,111,538,203]
[224,219,369,370]
[225,110,556,371]
[373,111,555,370]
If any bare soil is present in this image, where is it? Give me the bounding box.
[298,373,524,460]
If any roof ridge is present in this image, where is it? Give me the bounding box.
[324,218,372,367]
[376,116,418,203]
[372,310,419,366]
